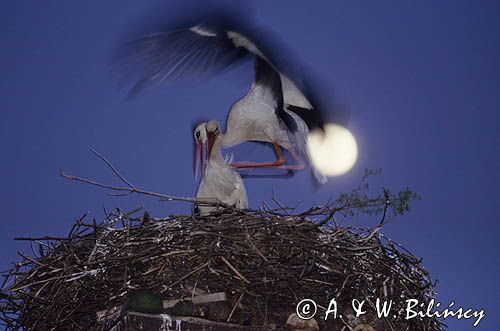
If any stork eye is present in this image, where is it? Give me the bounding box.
[196,131,201,138]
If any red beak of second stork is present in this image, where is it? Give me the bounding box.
[194,138,205,181]
[206,130,218,161]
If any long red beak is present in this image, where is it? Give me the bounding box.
[207,132,217,160]
[194,141,205,181]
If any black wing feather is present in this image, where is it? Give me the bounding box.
[118,28,249,96]
[254,57,283,110]
[253,57,304,133]
[285,105,324,131]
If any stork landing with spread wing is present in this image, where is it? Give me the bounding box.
[120,16,336,183]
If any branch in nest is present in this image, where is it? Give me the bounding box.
[60,148,227,207]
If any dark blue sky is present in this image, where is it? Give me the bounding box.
[1,1,499,329]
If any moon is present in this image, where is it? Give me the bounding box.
[307,123,358,177]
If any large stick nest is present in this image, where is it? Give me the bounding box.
[0,202,443,330]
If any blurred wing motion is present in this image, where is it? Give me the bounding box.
[119,16,339,183]
[120,26,250,95]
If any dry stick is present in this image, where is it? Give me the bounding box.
[60,148,230,207]
[15,235,90,241]
[9,272,86,292]
[271,190,291,216]
[377,192,391,227]
[61,169,203,204]
[227,292,244,323]
[219,256,250,284]
[163,262,210,291]
[89,148,134,189]
[243,224,268,262]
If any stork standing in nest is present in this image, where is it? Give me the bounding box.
[194,121,248,216]
[120,17,332,183]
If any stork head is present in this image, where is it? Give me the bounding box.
[193,122,208,181]
[205,120,221,160]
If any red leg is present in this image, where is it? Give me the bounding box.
[230,142,285,169]
[230,143,306,171]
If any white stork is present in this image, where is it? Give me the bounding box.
[121,18,330,183]
[194,121,248,216]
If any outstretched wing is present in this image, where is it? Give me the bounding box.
[118,15,309,101]
[118,13,342,131]
[118,26,251,96]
